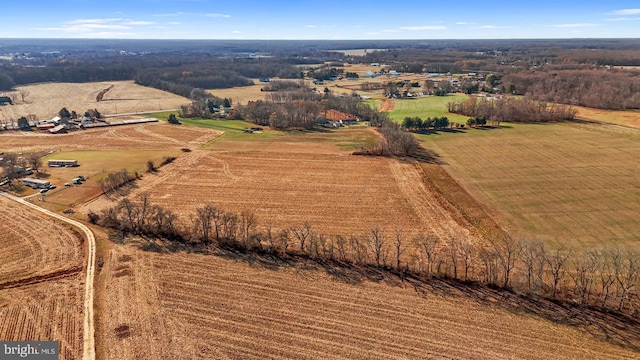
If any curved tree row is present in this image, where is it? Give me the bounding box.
[93,195,639,315]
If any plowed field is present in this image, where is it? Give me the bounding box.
[0,196,84,360]
[83,150,476,242]
[97,244,638,359]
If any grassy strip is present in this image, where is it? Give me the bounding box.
[418,162,511,243]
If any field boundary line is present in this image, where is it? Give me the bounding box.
[0,192,96,360]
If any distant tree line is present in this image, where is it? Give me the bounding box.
[0,54,304,95]
[235,88,387,129]
[503,69,640,110]
[91,195,639,314]
[448,97,577,123]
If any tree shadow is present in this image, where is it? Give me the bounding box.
[123,235,640,352]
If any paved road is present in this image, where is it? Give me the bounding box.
[0,192,96,360]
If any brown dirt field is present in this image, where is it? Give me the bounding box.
[0,196,82,281]
[0,121,221,152]
[0,81,189,121]
[96,244,638,359]
[0,196,84,360]
[82,150,475,243]
[379,99,395,112]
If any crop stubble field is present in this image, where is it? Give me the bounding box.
[0,196,84,360]
[96,244,637,360]
[418,121,640,250]
[84,148,477,244]
[0,81,189,121]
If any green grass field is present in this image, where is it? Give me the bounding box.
[416,122,640,250]
[387,95,470,123]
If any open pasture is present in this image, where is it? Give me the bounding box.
[0,196,84,360]
[96,244,638,359]
[387,94,470,123]
[0,81,189,121]
[418,121,640,250]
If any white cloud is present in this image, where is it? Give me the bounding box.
[605,17,640,21]
[612,8,640,15]
[399,25,447,31]
[169,22,181,25]
[153,12,186,17]
[552,23,598,28]
[366,32,380,35]
[154,12,230,18]
[456,22,468,25]
[123,21,156,26]
[32,17,162,37]
[305,25,317,28]
[475,25,509,29]
[232,30,241,34]
[66,18,122,24]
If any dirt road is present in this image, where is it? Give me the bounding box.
[0,192,96,360]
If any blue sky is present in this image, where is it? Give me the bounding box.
[0,1,639,39]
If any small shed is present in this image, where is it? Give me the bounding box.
[48,125,67,134]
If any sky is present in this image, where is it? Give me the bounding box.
[0,0,639,40]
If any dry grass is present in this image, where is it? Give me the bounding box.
[208,81,268,105]
[0,81,189,121]
[96,243,638,359]
[0,196,83,360]
[418,121,640,250]
[575,106,640,129]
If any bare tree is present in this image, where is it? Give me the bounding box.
[611,248,639,311]
[26,153,43,174]
[393,229,406,271]
[415,233,439,276]
[596,248,616,308]
[334,235,347,261]
[240,210,258,249]
[277,229,291,254]
[367,226,386,266]
[448,236,459,279]
[544,247,573,299]
[460,238,475,282]
[265,222,276,252]
[291,221,313,254]
[349,235,367,265]
[570,251,597,306]
[520,239,546,293]
[194,204,217,243]
[492,237,522,289]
